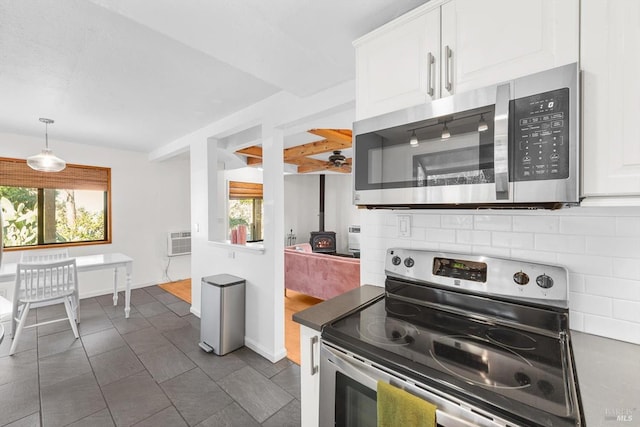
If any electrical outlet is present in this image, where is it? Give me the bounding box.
[397,215,411,237]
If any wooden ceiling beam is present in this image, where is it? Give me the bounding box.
[283,139,351,161]
[235,146,263,158]
[246,157,263,166]
[307,128,352,143]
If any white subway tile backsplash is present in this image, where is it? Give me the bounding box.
[557,253,613,277]
[584,276,640,301]
[441,215,473,229]
[424,228,456,243]
[569,292,612,317]
[568,274,585,293]
[583,315,640,345]
[613,300,640,323]
[510,249,558,264]
[535,234,585,254]
[569,311,584,332]
[586,236,640,258]
[361,207,640,345]
[439,243,472,253]
[413,214,441,228]
[410,240,439,251]
[456,230,491,245]
[491,232,534,249]
[616,217,640,237]
[612,258,640,280]
[559,216,616,236]
[474,215,512,231]
[512,215,559,233]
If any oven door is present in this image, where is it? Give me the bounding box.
[319,341,519,427]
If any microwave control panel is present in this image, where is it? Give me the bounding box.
[512,88,570,181]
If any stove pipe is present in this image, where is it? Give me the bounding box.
[319,174,325,231]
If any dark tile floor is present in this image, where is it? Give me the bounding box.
[0,286,301,427]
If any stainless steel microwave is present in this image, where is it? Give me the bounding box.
[353,63,580,209]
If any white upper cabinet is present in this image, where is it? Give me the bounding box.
[355,7,440,121]
[354,0,579,121]
[581,0,640,202]
[440,0,579,96]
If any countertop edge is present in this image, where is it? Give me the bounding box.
[292,284,385,331]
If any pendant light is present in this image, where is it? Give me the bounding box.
[441,122,451,139]
[478,114,489,132]
[409,130,419,147]
[27,118,66,172]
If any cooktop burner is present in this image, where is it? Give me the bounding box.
[356,317,418,346]
[385,300,421,317]
[486,328,537,350]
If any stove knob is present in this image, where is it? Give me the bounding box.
[513,271,530,286]
[536,274,554,289]
[404,257,415,268]
[392,256,402,266]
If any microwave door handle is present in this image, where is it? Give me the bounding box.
[494,83,511,200]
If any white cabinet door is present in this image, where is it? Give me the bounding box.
[355,7,440,120]
[300,325,320,427]
[440,0,579,96]
[582,0,640,199]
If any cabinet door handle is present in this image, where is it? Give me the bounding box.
[444,45,453,92]
[426,51,435,97]
[310,335,319,376]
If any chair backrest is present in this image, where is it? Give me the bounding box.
[15,258,78,302]
[20,248,70,263]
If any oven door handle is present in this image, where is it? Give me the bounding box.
[494,83,511,200]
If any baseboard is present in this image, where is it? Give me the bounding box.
[190,307,201,317]
[244,336,288,363]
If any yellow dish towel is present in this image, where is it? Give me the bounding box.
[377,381,437,427]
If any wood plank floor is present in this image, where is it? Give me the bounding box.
[158,278,192,303]
[156,279,322,365]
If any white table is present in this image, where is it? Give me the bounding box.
[0,252,133,318]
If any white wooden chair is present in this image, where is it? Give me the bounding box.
[10,258,79,355]
[18,248,79,326]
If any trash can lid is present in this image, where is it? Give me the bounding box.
[201,274,245,287]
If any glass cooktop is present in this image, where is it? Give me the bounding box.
[322,296,576,425]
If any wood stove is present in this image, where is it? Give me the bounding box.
[310,175,336,253]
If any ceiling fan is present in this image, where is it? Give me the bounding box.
[328,150,347,167]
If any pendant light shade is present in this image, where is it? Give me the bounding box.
[478,114,489,132]
[27,118,66,172]
[409,130,419,147]
[441,122,451,139]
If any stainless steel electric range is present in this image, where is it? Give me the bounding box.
[319,248,584,427]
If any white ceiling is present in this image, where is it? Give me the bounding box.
[0,0,428,153]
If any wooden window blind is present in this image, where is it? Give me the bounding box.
[0,157,110,191]
[228,181,263,199]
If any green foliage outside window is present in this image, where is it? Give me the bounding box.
[1,186,106,248]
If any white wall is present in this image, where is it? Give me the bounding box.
[360,206,640,345]
[0,132,191,300]
[155,81,356,362]
[284,174,359,252]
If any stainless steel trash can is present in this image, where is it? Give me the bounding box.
[199,274,245,355]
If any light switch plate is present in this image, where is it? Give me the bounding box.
[397,215,411,237]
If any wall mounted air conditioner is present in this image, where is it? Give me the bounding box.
[167,231,191,256]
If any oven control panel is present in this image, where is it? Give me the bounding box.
[385,248,569,305]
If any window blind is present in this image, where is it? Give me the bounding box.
[229,181,263,199]
[0,157,110,191]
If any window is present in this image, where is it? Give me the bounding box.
[0,157,111,249]
[228,181,263,242]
